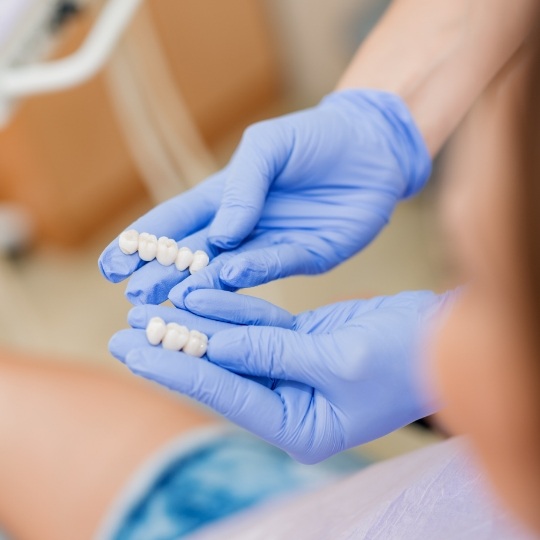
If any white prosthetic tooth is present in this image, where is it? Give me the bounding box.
[175,247,194,271]
[190,329,208,343]
[182,329,208,357]
[156,236,179,266]
[189,250,210,274]
[119,229,139,255]
[162,323,190,351]
[138,233,158,261]
[146,317,167,346]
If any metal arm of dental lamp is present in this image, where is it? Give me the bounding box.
[0,0,143,121]
[0,0,214,249]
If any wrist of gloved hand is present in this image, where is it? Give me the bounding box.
[320,89,432,198]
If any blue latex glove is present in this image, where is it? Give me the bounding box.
[109,289,453,464]
[99,89,431,307]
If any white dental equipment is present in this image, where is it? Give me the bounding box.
[0,0,143,125]
[0,0,216,253]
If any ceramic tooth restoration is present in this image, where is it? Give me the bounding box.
[162,323,190,351]
[118,229,139,255]
[156,236,179,266]
[189,250,210,274]
[182,329,208,358]
[120,232,208,274]
[144,319,208,357]
[145,316,167,345]
[138,233,158,261]
[175,247,194,271]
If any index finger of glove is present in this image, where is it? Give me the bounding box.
[208,326,326,386]
[185,289,295,329]
[209,121,293,249]
[125,346,286,441]
[127,304,237,336]
[99,174,223,283]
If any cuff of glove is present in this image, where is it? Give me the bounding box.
[321,89,432,198]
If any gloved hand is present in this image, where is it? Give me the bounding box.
[99,90,431,307]
[109,289,453,463]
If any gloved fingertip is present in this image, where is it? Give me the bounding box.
[208,213,250,250]
[219,263,244,287]
[99,250,138,283]
[183,292,202,312]
[98,257,122,283]
[220,261,264,288]
[97,256,109,279]
[108,334,127,363]
[125,349,146,371]
[125,288,147,306]
[168,288,187,309]
[127,306,147,328]
[208,233,242,250]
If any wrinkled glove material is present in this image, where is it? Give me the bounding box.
[98,89,431,306]
[109,289,454,464]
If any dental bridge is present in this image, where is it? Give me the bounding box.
[119,230,210,274]
[146,316,209,358]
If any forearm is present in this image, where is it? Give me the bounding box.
[337,0,537,154]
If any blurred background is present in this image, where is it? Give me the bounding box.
[0,0,451,458]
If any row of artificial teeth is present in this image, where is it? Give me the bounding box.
[119,230,210,274]
[146,316,208,357]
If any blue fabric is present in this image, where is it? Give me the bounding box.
[113,432,368,540]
